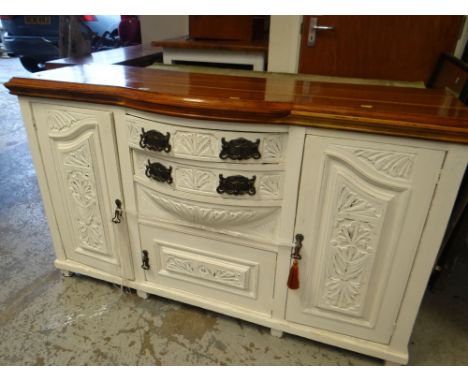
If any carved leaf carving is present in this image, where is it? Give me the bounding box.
[352,149,415,179]
[337,186,380,217]
[323,220,374,311]
[66,169,105,251]
[143,188,276,228]
[127,121,141,145]
[48,110,90,132]
[259,175,281,197]
[262,135,283,159]
[173,132,217,157]
[63,141,106,252]
[67,169,96,208]
[165,256,245,288]
[176,168,216,192]
[63,144,91,169]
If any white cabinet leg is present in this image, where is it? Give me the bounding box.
[270,328,283,338]
[136,290,149,299]
[384,360,403,366]
[61,270,74,277]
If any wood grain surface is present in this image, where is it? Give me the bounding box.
[5,64,468,143]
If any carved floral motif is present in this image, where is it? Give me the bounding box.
[173,131,217,158]
[319,180,384,314]
[262,135,283,159]
[323,219,374,312]
[259,175,281,197]
[143,188,276,228]
[352,148,415,179]
[48,110,90,132]
[165,255,245,289]
[176,168,216,192]
[64,144,105,251]
[63,144,91,169]
[127,121,142,145]
[336,186,381,217]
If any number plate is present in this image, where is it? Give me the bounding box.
[24,16,51,25]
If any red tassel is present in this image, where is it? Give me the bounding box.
[287,259,300,290]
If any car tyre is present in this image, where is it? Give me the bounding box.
[19,56,46,72]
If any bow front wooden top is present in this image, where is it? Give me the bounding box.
[5,64,468,143]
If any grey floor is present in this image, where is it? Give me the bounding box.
[0,57,467,365]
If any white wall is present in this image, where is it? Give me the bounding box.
[139,16,189,44]
[267,16,302,73]
[454,16,468,59]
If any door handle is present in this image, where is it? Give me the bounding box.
[312,25,335,31]
[307,17,335,47]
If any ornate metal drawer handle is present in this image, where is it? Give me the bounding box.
[219,137,261,160]
[216,174,256,196]
[145,160,173,184]
[139,128,171,153]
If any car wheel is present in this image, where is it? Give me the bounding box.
[19,57,46,72]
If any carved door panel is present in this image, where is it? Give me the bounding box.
[32,103,133,278]
[285,134,445,343]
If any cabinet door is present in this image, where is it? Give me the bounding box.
[286,135,445,343]
[32,103,133,278]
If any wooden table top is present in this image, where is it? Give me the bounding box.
[5,63,468,143]
[152,36,268,53]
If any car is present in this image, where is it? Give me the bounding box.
[0,15,121,72]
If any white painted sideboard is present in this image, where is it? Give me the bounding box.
[18,97,468,364]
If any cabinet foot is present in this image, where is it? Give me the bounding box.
[136,290,149,299]
[270,329,283,338]
[384,360,403,366]
[61,270,74,277]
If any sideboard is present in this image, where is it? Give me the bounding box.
[5,64,468,364]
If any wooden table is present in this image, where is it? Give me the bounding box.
[45,44,162,70]
[152,36,268,71]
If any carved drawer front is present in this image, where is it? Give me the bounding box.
[286,135,445,344]
[132,150,284,201]
[126,115,287,164]
[135,183,281,245]
[138,224,277,316]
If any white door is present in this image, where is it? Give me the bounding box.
[32,103,133,278]
[286,134,445,343]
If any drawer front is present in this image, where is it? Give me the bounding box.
[126,115,287,164]
[139,224,277,315]
[135,183,281,244]
[132,150,284,201]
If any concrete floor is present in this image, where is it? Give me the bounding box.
[0,57,467,365]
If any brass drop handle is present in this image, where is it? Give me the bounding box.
[112,199,123,224]
[141,250,150,270]
[288,234,304,290]
[291,234,304,260]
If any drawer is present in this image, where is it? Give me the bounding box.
[138,224,277,315]
[135,183,281,244]
[132,149,284,201]
[126,115,287,164]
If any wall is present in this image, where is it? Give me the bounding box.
[139,16,189,44]
[454,16,468,59]
[267,16,302,73]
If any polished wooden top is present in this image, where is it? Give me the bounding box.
[45,44,162,70]
[152,36,268,52]
[5,64,468,143]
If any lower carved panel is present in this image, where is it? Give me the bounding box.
[160,246,251,291]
